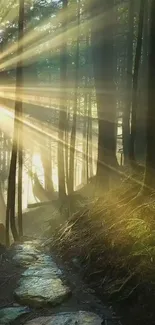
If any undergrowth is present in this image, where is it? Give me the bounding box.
[49,174,155,324]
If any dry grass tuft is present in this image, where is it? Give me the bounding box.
[49,173,155,307]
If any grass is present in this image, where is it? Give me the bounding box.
[49,172,155,324]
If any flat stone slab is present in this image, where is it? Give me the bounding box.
[11,242,40,266]
[13,242,39,256]
[14,276,71,307]
[21,254,63,277]
[35,254,58,266]
[24,311,102,325]
[12,253,38,266]
[22,265,62,278]
[0,307,30,324]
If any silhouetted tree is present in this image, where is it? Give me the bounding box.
[6,0,25,245]
[143,0,155,192]
[129,0,145,163]
[91,0,118,189]
[122,0,134,164]
[58,0,68,199]
[68,0,80,194]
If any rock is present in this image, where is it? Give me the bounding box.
[14,276,71,307]
[13,244,69,307]
[21,254,62,277]
[34,254,63,272]
[24,311,102,325]
[24,240,43,246]
[9,242,40,267]
[12,253,38,266]
[0,307,30,324]
[12,242,39,256]
[22,265,62,278]
[10,242,41,266]
[36,254,55,266]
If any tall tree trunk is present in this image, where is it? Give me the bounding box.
[6,123,18,244]
[40,126,54,196]
[17,0,24,238]
[82,35,89,184]
[82,86,87,184]
[135,0,149,162]
[68,0,80,194]
[5,0,24,244]
[58,0,68,199]
[91,0,118,189]
[143,0,155,192]
[65,111,69,193]
[122,0,134,164]
[86,105,89,183]
[129,0,145,163]
[88,91,93,178]
[0,179,6,225]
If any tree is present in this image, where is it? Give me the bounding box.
[82,78,88,185]
[135,0,149,163]
[129,0,145,164]
[122,0,134,164]
[40,125,55,197]
[68,0,80,194]
[143,0,155,192]
[57,0,68,199]
[17,0,24,238]
[88,91,93,178]
[91,0,118,189]
[5,0,24,245]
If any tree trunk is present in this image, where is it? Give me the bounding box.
[91,0,118,188]
[82,84,88,184]
[40,126,54,196]
[122,0,134,164]
[88,91,93,178]
[6,136,18,243]
[143,0,155,192]
[129,0,145,163]
[135,0,149,162]
[0,180,6,224]
[58,0,68,199]
[65,111,69,193]
[6,0,25,244]
[17,0,24,238]
[68,0,80,194]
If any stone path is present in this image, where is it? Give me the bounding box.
[0,240,122,325]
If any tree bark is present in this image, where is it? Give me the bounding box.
[122,0,134,164]
[40,126,54,196]
[143,0,155,192]
[58,0,68,199]
[68,0,80,194]
[65,111,69,193]
[135,0,149,162]
[17,0,24,238]
[82,83,88,185]
[129,0,145,163]
[91,0,118,188]
[5,0,25,244]
[88,91,93,178]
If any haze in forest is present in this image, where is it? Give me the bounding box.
[0,1,155,324]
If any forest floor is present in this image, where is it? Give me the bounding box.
[1,172,155,325]
[0,238,121,325]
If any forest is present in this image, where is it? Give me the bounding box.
[0,0,155,324]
